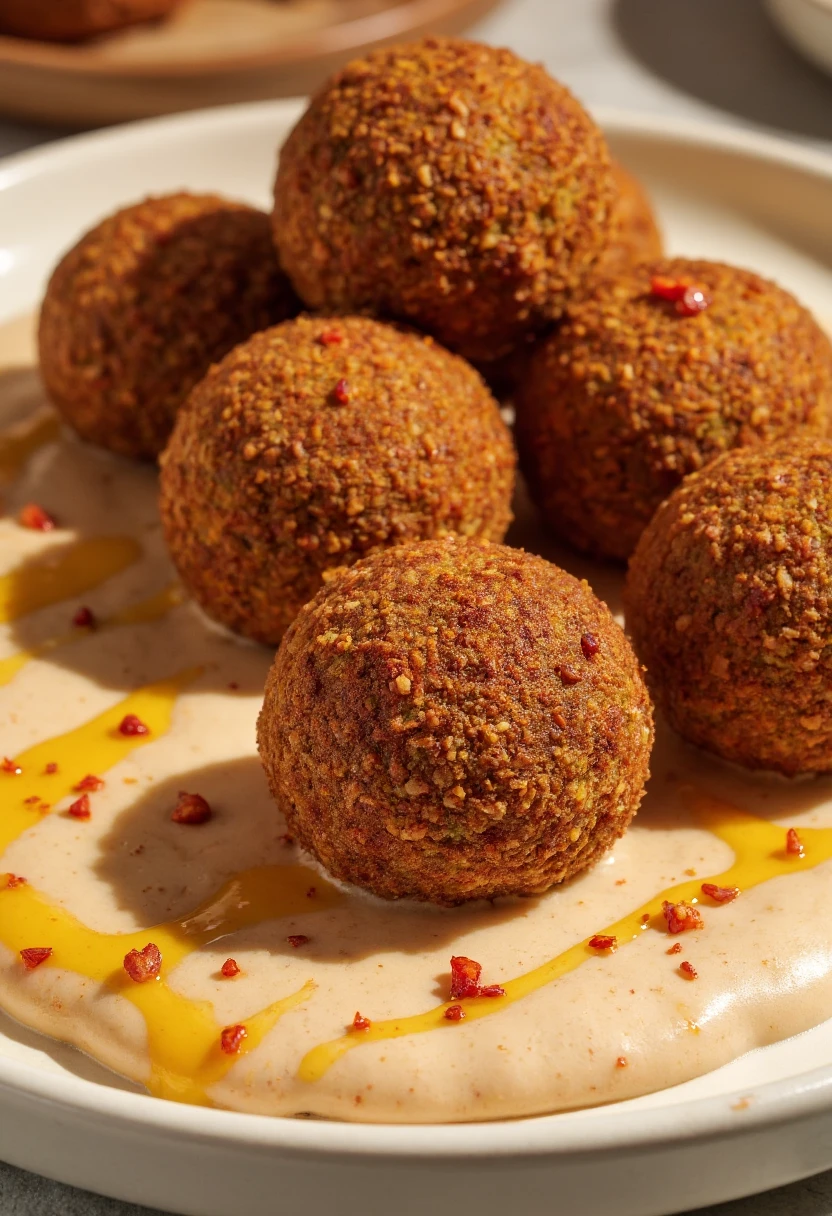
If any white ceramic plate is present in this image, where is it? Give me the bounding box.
[1,100,832,1216]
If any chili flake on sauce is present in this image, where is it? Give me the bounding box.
[588,934,617,952]
[123,943,162,983]
[662,900,703,934]
[679,961,698,981]
[74,774,104,792]
[786,828,805,858]
[352,1012,371,1032]
[220,1024,247,1055]
[118,714,150,737]
[171,791,212,825]
[444,1005,466,1022]
[67,794,91,820]
[701,882,739,904]
[20,947,52,970]
[221,958,240,978]
[18,503,56,531]
[449,956,505,1000]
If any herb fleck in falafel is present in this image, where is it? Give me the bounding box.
[159,316,516,647]
[625,437,832,775]
[39,193,298,461]
[515,258,832,561]
[258,537,653,904]
[272,37,615,368]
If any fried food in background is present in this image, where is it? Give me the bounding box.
[515,258,832,561]
[39,192,298,461]
[160,315,516,646]
[0,0,182,41]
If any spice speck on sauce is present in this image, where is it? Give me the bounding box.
[680,961,698,980]
[616,1056,628,1069]
[220,1024,247,1055]
[18,503,56,531]
[662,900,704,934]
[44,762,58,775]
[2,757,22,775]
[588,934,617,952]
[667,942,683,955]
[72,605,97,629]
[20,947,52,970]
[171,791,212,825]
[74,774,104,792]
[444,1004,466,1022]
[352,1012,371,1032]
[449,955,505,1000]
[287,935,310,948]
[3,874,27,889]
[580,632,600,659]
[786,827,805,858]
[118,714,150,737]
[701,882,740,904]
[67,794,91,820]
[123,942,162,983]
[221,958,240,978]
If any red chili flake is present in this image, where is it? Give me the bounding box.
[123,942,162,983]
[306,886,317,899]
[679,960,698,980]
[333,378,350,405]
[450,955,482,1000]
[352,1012,371,1032]
[640,913,651,924]
[677,286,711,317]
[23,795,40,805]
[171,791,212,825]
[444,1004,466,1022]
[67,794,91,820]
[2,757,22,775]
[74,773,104,793]
[662,900,704,934]
[589,934,617,952]
[18,503,56,531]
[3,873,26,889]
[558,664,582,686]
[786,827,805,858]
[667,942,683,955]
[650,275,689,302]
[72,606,97,629]
[701,882,740,904]
[319,329,343,346]
[287,935,309,948]
[221,958,240,978]
[479,984,506,998]
[20,947,52,969]
[616,1056,628,1068]
[44,762,58,775]
[580,633,600,659]
[220,1024,247,1055]
[118,714,150,737]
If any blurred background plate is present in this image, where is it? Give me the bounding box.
[767,0,832,79]
[0,0,504,127]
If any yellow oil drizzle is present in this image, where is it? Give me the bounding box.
[0,583,183,687]
[0,673,341,1104]
[0,535,142,623]
[297,789,832,1083]
[0,412,60,482]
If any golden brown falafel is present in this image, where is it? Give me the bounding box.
[0,0,180,40]
[258,537,653,904]
[625,437,832,775]
[272,37,615,367]
[159,316,516,647]
[39,193,298,461]
[594,161,663,278]
[515,258,832,561]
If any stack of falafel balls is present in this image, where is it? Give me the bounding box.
[38,38,832,906]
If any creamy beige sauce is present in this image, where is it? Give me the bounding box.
[2,314,832,1123]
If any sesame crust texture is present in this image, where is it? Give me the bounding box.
[625,439,832,775]
[515,259,832,561]
[39,193,298,460]
[593,161,663,279]
[258,538,653,904]
[159,316,516,647]
[272,38,615,366]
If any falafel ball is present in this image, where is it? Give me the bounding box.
[515,258,832,561]
[594,161,663,278]
[39,193,298,460]
[0,0,180,40]
[272,38,615,367]
[625,438,832,775]
[477,162,663,401]
[159,316,516,647]
[258,537,653,903]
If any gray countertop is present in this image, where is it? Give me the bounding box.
[2,0,832,1212]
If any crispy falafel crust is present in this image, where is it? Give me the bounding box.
[272,37,615,366]
[39,193,298,461]
[625,438,832,775]
[594,161,663,278]
[516,258,832,561]
[258,538,653,904]
[159,316,515,647]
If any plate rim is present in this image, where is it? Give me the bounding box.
[2,97,832,1163]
